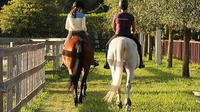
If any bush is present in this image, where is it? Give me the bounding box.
[86,13,112,38]
[0,0,62,37]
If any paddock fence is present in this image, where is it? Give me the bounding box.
[0,42,45,112]
[162,40,200,64]
[0,36,109,112]
[0,38,65,73]
[0,38,65,112]
[30,38,65,74]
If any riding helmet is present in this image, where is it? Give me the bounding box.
[72,1,85,9]
[119,0,128,10]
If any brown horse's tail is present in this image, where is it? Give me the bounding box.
[69,39,84,90]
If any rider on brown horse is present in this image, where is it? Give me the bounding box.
[64,1,98,67]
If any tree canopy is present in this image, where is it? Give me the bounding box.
[104,0,200,34]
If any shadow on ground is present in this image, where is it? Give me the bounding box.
[78,91,114,112]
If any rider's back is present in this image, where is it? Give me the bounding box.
[114,12,134,36]
[65,13,87,32]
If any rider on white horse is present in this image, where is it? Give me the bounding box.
[104,0,145,69]
[104,0,145,111]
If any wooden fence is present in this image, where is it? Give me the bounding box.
[0,43,46,112]
[0,38,65,73]
[0,38,65,112]
[162,40,200,64]
[30,38,65,73]
[0,36,109,111]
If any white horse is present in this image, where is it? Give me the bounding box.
[104,36,140,111]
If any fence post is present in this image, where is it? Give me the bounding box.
[7,42,14,111]
[0,57,3,112]
[155,27,162,64]
[46,40,50,55]
[16,53,22,106]
[55,43,60,68]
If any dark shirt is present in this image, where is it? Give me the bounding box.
[113,12,134,36]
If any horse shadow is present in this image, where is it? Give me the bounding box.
[133,89,194,96]
[87,68,112,82]
[135,66,181,83]
[78,91,114,112]
[133,66,200,85]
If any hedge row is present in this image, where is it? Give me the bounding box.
[0,0,105,38]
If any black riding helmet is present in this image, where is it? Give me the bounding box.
[72,1,84,9]
[119,0,128,10]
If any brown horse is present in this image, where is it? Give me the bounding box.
[62,35,94,107]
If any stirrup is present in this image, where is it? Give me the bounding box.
[93,60,99,67]
[104,64,110,69]
[139,63,145,68]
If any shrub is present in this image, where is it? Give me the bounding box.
[0,0,62,37]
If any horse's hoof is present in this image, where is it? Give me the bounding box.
[125,98,132,106]
[75,103,78,107]
[79,98,83,104]
[82,96,86,103]
[117,102,123,109]
[125,105,131,112]
[74,98,79,106]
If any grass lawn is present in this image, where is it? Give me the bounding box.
[23,52,200,112]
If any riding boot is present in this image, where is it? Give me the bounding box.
[138,51,145,68]
[137,42,145,68]
[104,46,110,69]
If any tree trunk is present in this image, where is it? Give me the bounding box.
[155,28,162,64]
[166,28,174,68]
[148,35,153,60]
[139,32,144,50]
[143,35,148,57]
[182,28,191,78]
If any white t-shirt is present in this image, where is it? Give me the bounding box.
[65,13,87,32]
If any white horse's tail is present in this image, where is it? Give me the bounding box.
[104,68,123,102]
[104,37,125,102]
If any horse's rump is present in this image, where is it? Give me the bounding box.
[107,37,140,69]
[62,35,94,106]
[62,35,94,73]
[104,36,140,102]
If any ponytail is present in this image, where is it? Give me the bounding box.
[70,7,82,18]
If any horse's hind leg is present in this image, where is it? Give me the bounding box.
[79,68,89,103]
[70,73,80,107]
[73,80,79,107]
[83,80,87,97]
[124,67,134,112]
[116,87,122,109]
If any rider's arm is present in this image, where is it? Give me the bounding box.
[82,16,87,32]
[131,19,136,35]
[82,16,89,36]
[65,15,70,30]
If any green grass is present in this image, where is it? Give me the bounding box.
[24,52,200,112]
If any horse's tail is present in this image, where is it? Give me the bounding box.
[104,37,125,102]
[70,39,84,89]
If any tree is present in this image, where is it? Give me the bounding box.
[166,28,174,68]
[163,0,200,77]
[148,35,153,60]
[0,0,10,10]
[104,0,200,78]
[0,0,61,37]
